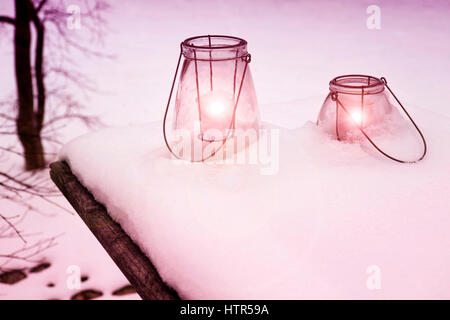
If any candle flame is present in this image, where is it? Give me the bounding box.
[351,110,362,125]
[208,99,227,117]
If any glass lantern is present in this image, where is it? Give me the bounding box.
[163,35,259,162]
[317,75,427,163]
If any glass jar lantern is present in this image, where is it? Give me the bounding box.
[163,35,259,162]
[317,75,427,163]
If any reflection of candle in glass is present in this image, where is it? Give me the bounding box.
[199,90,234,141]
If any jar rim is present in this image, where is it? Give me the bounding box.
[182,35,247,50]
[330,74,385,95]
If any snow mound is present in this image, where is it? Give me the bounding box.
[60,107,450,299]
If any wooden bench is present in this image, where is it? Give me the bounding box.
[50,161,180,300]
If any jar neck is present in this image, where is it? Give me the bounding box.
[181,35,248,61]
[329,75,385,95]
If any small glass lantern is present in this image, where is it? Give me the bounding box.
[163,35,259,162]
[317,75,427,163]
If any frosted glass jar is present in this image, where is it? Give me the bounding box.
[163,35,259,161]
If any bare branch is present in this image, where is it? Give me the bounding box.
[35,0,48,14]
[0,236,59,267]
[0,214,26,244]
[0,16,15,25]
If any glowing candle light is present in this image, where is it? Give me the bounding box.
[201,91,233,119]
[198,91,235,142]
[207,100,226,117]
[350,110,363,126]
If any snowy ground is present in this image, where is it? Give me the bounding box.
[1,0,450,299]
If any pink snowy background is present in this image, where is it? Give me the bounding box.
[1,0,450,299]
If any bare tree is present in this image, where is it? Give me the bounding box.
[0,0,108,170]
[0,0,109,272]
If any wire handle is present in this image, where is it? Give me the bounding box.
[331,77,427,163]
[162,48,183,160]
[162,46,251,162]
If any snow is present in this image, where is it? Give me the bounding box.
[0,207,140,300]
[60,103,450,298]
[1,0,450,299]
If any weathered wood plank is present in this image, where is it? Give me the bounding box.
[50,161,180,300]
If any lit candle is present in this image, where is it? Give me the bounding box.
[350,109,363,126]
[199,90,234,141]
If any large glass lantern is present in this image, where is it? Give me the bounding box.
[317,75,427,163]
[163,35,259,162]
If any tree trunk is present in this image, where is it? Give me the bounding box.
[32,7,46,133]
[14,0,45,170]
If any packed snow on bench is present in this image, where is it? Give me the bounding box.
[59,108,450,299]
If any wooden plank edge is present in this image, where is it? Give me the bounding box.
[49,160,180,300]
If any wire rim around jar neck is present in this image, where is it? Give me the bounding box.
[181,35,248,61]
[329,74,385,95]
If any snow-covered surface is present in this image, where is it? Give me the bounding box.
[1,0,450,299]
[60,106,450,298]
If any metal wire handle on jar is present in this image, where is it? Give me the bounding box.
[162,43,251,162]
[331,77,427,163]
